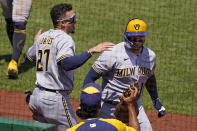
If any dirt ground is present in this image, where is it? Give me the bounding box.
[0,90,196,131]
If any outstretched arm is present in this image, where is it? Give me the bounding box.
[145,74,166,118]
[59,51,92,71]
[83,67,102,86]
[117,84,141,131]
[128,102,140,131]
[59,42,114,71]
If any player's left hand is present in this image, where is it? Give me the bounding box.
[88,42,115,55]
[153,98,166,118]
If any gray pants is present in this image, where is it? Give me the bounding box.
[99,101,153,131]
[0,0,32,22]
[29,87,77,131]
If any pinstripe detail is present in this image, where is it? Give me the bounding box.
[62,96,73,127]
[56,54,71,62]
[27,54,35,62]
[92,65,102,74]
[14,29,26,34]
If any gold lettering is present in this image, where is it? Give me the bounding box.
[123,68,126,77]
[126,68,129,76]
[129,67,135,76]
[39,37,54,45]
[116,67,136,77]
[116,69,123,77]
[138,67,151,76]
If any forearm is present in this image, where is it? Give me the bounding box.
[60,51,92,71]
[83,67,101,86]
[128,103,140,131]
[145,74,158,100]
[146,75,166,117]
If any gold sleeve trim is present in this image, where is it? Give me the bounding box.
[27,54,35,62]
[56,54,72,62]
[92,64,102,74]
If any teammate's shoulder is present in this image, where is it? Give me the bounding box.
[115,42,125,48]
[99,118,124,125]
[106,42,125,52]
[99,42,125,57]
[99,118,136,131]
[67,121,85,131]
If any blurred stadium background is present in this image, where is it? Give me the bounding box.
[0,0,196,130]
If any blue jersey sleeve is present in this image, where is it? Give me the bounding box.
[59,51,92,71]
[83,67,102,86]
[145,74,158,100]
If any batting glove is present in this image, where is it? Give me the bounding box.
[25,91,32,104]
[153,98,166,118]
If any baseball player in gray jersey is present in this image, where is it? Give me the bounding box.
[84,18,166,131]
[25,3,114,131]
[0,0,32,77]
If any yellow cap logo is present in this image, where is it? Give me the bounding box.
[134,24,140,30]
[83,86,100,94]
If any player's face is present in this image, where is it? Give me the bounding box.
[63,10,77,34]
[128,36,145,50]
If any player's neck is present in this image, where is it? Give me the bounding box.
[55,25,69,34]
[54,27,66,33]
[130,48,142,55]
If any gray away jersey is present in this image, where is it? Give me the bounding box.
[27,29,75,91]
[92,42,156,107]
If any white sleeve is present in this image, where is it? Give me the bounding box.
[26,43,36,62]
[56,37,75,63]
[92,51,116,74]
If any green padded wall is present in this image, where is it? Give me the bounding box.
[0,117,55,131]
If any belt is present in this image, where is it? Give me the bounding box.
[102,99,119,105]
[37,86,57,93]
[36,85,72,95]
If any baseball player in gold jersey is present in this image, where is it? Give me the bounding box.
[67,82,140,131]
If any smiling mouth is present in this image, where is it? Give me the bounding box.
[133,42,141,46]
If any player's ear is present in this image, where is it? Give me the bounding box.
[59,21,64,25]
[58,21,65,26]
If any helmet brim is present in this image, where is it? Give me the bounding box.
[126,32,148,36]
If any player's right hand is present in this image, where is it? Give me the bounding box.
[88,42,115,55]
[119,86,139,104]
[153,98,166,118]
[129,81,142,101]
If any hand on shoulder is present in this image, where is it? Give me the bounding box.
[88,42,115,55]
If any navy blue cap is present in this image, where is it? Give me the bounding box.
[80,83,102,107]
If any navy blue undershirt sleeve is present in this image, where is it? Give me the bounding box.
[59,51,92,71]
[83,67,102,86]
[145,74,158,100]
